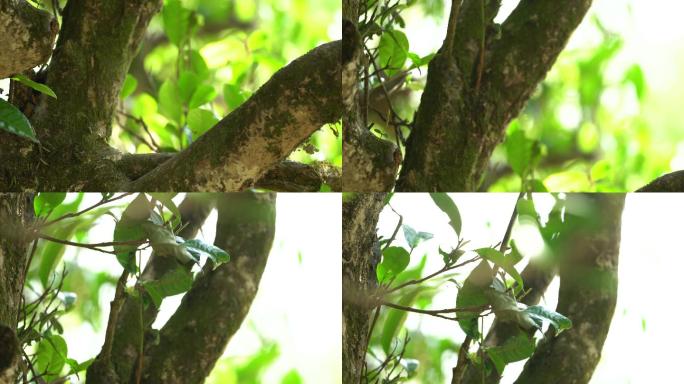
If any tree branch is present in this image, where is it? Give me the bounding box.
[0,0,57,79]
[483,1,593,130]
[141,192,276,383]
[126,41,341,191]
[636,170,684,192]
[515,194,624,383]
[342,193,387,383]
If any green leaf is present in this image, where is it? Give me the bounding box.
[113,194,153,272]
[439,246,464,266]
[189,84,217,108]
[516,198,537,220]
[223,83,247,110]
[429,193,462,238]
[377,29,409,74]
[523,305,573,334]
[456,260,493,338]
[34,192,67,217]
[149,193,181,228]
[39,220,80,287]
[402,224,433,249]
[158,80,182,123]
[183,238,230,265]
[381,287,421,353]
[486,331,535,374]
[35,334,68,381]
[623,64,646,101]
[281,369,304,384]
[178,71,199,104]
[189,50,210,81]
[162,0,191,47]
[12,74,57,98]
[475,248,524,289]
[143,266,194,307]
[120,74,138,99]
[0,99,39,143]
[187,108,218,138]
[505,128,533,177]
[378,246,410,281]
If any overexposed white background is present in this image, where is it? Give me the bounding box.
[377,193,684,384]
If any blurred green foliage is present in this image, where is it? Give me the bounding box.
[109,0,340,167]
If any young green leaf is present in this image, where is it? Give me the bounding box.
[380,287,421,354]
[475,248,524,289]
[486,331,535,374]
[143,266,194,308]
[377,29,409,75]
[523,305,573,334]
[429,193,462,238]
[189,84,217,109]
[113,194,153,272]
[456,260,493,338]
[402,224,433,249]
[379,246,410,279]
[183,239,230,265]
[162,0,191,47]
[35,334,68,382]
[187,108,219,138]
[120,74,138,99]
[158,80,182,124]
[178,71,199,104]
[12,74,57,99]
[505,128,533,177]
[34,192,67,217]
[0,99,39,143]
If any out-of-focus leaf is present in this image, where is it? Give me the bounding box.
[114,194,153,272]
[402,224,433,249]
[429,193,462,238]
[486,331,535,374]
[120,74,138,99]
[377,246,410,281]
[35,334,68,382]
[143,266,194,307]
[456,260,492,338]
[475,248,524,289]
[377,29,409,74]
[381,287,421,354]
[183,238,230,265]
[162,0,191,46]
[34,192,67,217]
[187,108,219,138]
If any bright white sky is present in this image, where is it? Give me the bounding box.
[377,193,684,384]
[56,193,341,383]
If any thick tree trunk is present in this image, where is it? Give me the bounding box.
[342,193,386,383]
[0,193,32,384]
[514,194,625,383]
[387,0,593,192]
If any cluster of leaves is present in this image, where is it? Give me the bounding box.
[114,0,341,165]
[17,270,92,383]
[367,194,572,382]
[22,192,230,382]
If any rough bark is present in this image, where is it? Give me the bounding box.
[0,0,58,79]
[636,170,684,192]
[141,192,276,383]
[391,0,593,191]
[0,2,342,193]
[342,193,386,384]
[125,41,341,191]
[514,194,624,383]
[0,193,32,384]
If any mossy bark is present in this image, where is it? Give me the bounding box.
[0,193,32,384]
[514,194,624,384]
[342,193,386,383]
[140,192,276,383]
[391,0,593,191]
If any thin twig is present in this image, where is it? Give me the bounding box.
[385,256,480,294]
[35,233,147,254]
[41,192,133,227]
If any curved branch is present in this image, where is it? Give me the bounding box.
[127,41,341,191]
[515,194,624,383]
[0,0,57,79]
[118,154,340,192]
[636,170,684,192]
[141,192,276,383]
[483,0,593,128]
